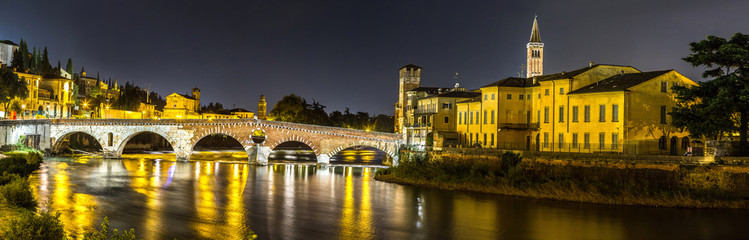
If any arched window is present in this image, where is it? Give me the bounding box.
[658,136,667,150]
[682,137,690,150]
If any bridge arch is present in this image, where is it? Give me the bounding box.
[116,130,180,157]
[51,130,104,154]
[322,141,397,161]
[190,131,248,150]
[267,135,320,155]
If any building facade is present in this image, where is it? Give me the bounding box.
[395,64,422,134]
[400,16,699,155]
[0,40,18,67]
[163,88,201,119]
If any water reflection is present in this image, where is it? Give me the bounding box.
[30,155,749,240]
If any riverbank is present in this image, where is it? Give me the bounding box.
[375,151,749,209]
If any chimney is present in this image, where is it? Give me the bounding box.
[589,61,594,67]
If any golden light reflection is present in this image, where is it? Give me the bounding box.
[41,162,97,238]
[123,158,164,240]
[225,163,249,239]
[194,161,217,238]
[336,167,374,240]
[451,195,498,239]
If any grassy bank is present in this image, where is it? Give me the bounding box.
[375,151,749,208]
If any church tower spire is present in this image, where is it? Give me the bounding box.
[526,15,544,78]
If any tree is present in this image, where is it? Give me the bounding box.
[674,33,749,155]
[66,58,73,75]
[41,47,52,75]
[0,67,29,117]
[269,94,307,123]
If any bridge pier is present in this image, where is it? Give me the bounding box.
[316,155,330,167]
[248,146,271,165]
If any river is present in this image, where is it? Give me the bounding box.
[29,151,749,240]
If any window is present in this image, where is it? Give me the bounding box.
[538,93,541,99]
[657,136,666,150]
[442,103,451,109]
[572,106,579,122]
[612,133,619,150]
[661,81,668,92]
[470,112,474,124]
[483,134,487,146]
[599,132,606,149]
[519,94,525,100]
[612,104,619,122]
[584,133,590,149]
[544,89,550,96]
[491,110,495,124]
[537,110,540,123]
[543,132,549,148]
[507,94,512,100]
[572,133,578,148]
[599,105,606,122]
[465,112,468,125]
[527,94,531,99]
[682,137,690,150]
[470,134,473,144]
[583,106,591,122]
[483,111,487,124]
[490,133,494,146]
[484,95,488,100]
[559,88,564,95]
[476,111,480,124]
[444,116,449,124]
[544,107,549,123]
[660,106,667,124]
[491,94,495,100]
[559,106,564,122]
[558,133,564,148]
[459,112,462,124]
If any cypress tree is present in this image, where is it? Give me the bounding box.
[42,47,51,75]
[66,59,73,74]
[31,47,37,73]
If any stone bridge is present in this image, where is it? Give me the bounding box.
[0,119,402,165]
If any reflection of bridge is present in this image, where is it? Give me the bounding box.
[0,119,402,165]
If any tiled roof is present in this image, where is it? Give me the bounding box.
[171,93,196,100]
[422,91,480,99]
[534,64,635,82]
[407,86,445,94]
[0,40,17,46]
[229,108,251,112]
[399,64,421,69]
[482,77,535,88]
[567,70,672,94]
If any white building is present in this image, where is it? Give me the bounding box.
[0,40,18,67]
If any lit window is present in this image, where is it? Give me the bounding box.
[559,88,564,95]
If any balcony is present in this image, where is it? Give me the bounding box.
[413,108,438,115]
[405,122,432,128]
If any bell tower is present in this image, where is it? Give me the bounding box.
[395,64,421,134]
[258,95,267,120]
[526,16,544,78]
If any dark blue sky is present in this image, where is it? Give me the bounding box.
[1,0,748,115]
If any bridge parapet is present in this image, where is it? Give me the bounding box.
[0,119,403,165]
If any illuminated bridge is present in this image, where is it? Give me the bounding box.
[0,119,402,165]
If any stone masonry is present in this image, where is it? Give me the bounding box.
[0,119,403,165]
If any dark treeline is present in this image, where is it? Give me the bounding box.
[269,94,394,132]
[10,39,63,77]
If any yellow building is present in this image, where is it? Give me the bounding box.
[9,71,75,119]
[163,88,201,119]
[413,89,479,148]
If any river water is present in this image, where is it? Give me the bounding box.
[29,151,749,240]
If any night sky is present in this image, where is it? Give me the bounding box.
[2,1,748,115]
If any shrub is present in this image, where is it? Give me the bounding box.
[375,168,391,176]
[4,209,65,240]
[0,154,41,177]
[0,177,37,210]
[0,172,21,185]
[83,217,136,240]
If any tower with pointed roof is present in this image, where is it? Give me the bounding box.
[258,95,267,120]
[527,16,544,78]
[395,64,422,134]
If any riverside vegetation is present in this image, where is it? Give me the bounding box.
[0,142,259,239]
[375,151,749,208]
[0,144,137,239]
